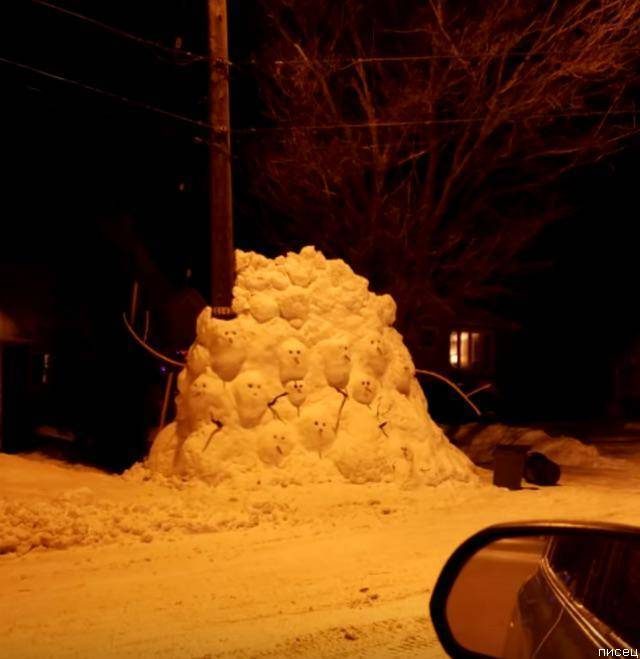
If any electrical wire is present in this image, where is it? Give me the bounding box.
[27,0,640,71]
[30,0,208,63]
[1,56,636,142]
[232,109,639,135]
[0,55,234,154]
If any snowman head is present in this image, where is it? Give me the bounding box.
[280,337,307,365]
[351,372,379,405]
[206,318,247,352]
[232,370,269,406]
[257,422,295,466]
[277,338,309,383]
[298,410,336,453]
[325,337,351,363]
[189,369,222,399]
[285,379,308,407]
[362,332,384,357]
[220,326,239,347]
[359,377,373,393]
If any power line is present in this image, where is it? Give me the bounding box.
[26,0,640,71]
[1,55,636,141]
[233,109,639,134]
[30,0,208,64]
[269,52,556,68]
[262,45,640,69]
[0,55,233,154]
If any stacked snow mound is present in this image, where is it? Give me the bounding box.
[148,246,475,487]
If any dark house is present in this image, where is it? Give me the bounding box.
[411,300,518,418]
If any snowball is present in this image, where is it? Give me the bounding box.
[257,421,296,467]
[278,286,310,324]
[186,344,211,379]
[245,269,271,292]
[350,372,379,406]
[284,379,308,408]
[232,370,270,428]
[376,294,397,326]
[355,331,388,377]
[284,255,313,287]
[186,370,234,431]
[320,338,352,389]
[297,406,336,456]
[277,337,309,384]
[249,293,279,323]
[269,270,290,290]
[201,318,247,382]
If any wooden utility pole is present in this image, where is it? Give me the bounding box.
[207,0,235,318]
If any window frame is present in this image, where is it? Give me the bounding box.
[449,329,490,370]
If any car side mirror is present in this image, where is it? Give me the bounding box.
[429,522,640,658]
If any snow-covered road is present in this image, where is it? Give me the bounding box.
[1,452,640,658]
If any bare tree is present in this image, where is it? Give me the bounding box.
[246,0,640,341]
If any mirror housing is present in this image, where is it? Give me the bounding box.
[430,521,640,658]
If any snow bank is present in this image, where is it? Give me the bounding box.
[147,246,474,488]
[452,423,625,468]
[0,456,297,556]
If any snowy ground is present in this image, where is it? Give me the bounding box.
[1,442,640,659]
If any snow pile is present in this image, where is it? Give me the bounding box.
[452,423,626,468]
[148,246,474,488]
[0,457,296,556]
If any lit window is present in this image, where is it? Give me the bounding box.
[471,332,481,364]
[449,332,459,366]
[450,330,486,369]
[459,331,470,367]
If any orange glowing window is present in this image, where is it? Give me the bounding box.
[459,332,470,367]
[449,332,459,366]
[449,330,486,369]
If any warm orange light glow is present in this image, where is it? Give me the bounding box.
[449,331,459,366]
[450,330,484,368]
[459,332,470,367]
[471,332,481,365]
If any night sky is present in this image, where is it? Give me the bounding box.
[1,1,639,467]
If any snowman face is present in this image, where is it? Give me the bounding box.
[394,361,413,394]
[278,338,309,382]
[257,424,295,466]
[285,379,307,407]
[299,412,336,453]
[281,338,307,364]
[360,378,373,393]
[365,333,384,356]
[358,332,388,376]
[199,317,244,356]
[187,372,229,425]
[327,340,351,363]
[232,371,269,407]
[313,419,328,435]
[190,372,221,399]
[352,375,379,405]
[208,318,247,350]
[220,327,239,347]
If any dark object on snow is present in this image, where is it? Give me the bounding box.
[493,444,530,490]
[524,451,561,486]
